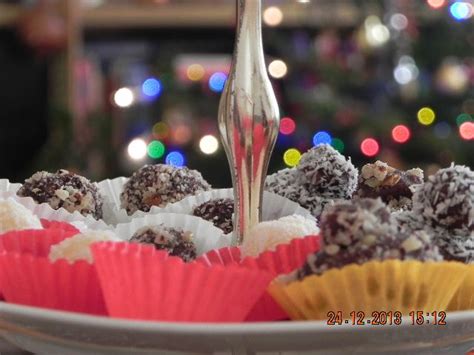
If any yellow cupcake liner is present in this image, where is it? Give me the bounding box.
[268,260,468,320]
[447,264,474,311]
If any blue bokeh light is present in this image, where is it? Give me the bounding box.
[449,2,472,21]
[312,131,332,146]
[142,78,162,97]
[165,151,185,167]
[209,72,227,93]
[434,121,452,139]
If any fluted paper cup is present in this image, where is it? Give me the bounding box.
[161,189,315,239]
[0,179,21,194]
[92,242,273,322]
[197,235,321,321]
[0,228,79,256]
[0,229,106,315]
[40,219,81,233]
[448,265,474,311]
[269,260,468,321]
[114,213,231,256]
[162,188,314,222]
[0,192,112,231]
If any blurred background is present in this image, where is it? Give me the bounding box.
[0,0,472,187]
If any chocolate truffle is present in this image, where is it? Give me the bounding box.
[120,164,211,215]
[192,198,234,234]
[320,198,394,248]
[265,168,337,218]
[265,168,302,202]
[412,164,474,232]
[130,225,197,262]
[298,229,443,278]
[297,144,358,199]
[435,230,474,264]
[356,161,424,210]
[17,170,104,220]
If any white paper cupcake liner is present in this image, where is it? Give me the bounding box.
[0,191,112,231]
[97,177,127,209]
[0,179,21,194]
[113,213,231,256]
[161,188,316,222]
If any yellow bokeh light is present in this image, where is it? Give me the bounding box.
[417,107,436,126]
[283,148,302,167]
[152,122,169,139]
[187,64,205,82]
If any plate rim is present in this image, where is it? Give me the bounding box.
[1,302,474,335]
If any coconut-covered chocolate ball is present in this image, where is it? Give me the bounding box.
[356,161,424,211]
[265,168,337,218]
[265,168,302,202]
[412,164,474,232]
[129,225,197,262]
[320,198,394,248]
[392,210,425,235]
[120,164,211,215]
[297,144,358,199]
[17,170,104,220]
[298,229,443,278]
[192,198,234,234]
[435,230,474,264]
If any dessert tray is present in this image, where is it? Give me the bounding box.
[0,302,473,355]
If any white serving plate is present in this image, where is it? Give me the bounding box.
[0,303,473,355]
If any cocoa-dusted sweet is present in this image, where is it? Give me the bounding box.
[120,164,211,215]
[130,225,197,262]
[356,161,424,210]
[297,144,358,199]
[192,198,234,234]
[412,164,474,232]
[320,198,394,248]
[17,170,104,220]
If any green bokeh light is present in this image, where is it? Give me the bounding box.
[331,138,345,153]
[147,140,165,159]
[456,113,472,127]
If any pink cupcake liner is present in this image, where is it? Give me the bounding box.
[197,235,321,321]
[0,254,106,315]
[0,229,106,315]
[0,228,78,257]
[40,219,80,233]
[92,242,273,322]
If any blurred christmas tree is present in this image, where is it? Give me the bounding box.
[25,0,473,185]
[265,0,473,176]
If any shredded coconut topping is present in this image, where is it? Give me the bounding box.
[297,144,358,199]
[412,164,474,231]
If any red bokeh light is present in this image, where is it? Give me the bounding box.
[279,117,296,135]
[459,122,474,140]
[427,0,446,9]
[361,138,380,157]
[391,125,411,143]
